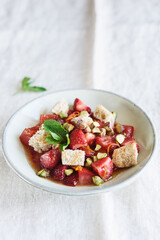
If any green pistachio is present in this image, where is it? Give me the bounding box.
[95,144,102,151]
[37,169,50,178]
[92,176,104,186]
[65,169,73,176]
[85,158,93,167]
[115,134,125,144]
[97,152,107,159]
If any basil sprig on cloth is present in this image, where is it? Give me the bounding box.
[14,77,47,94]
[43,119,70,151]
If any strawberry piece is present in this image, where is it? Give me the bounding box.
[78,168,95,185]
[40,114,64,125]
[20,125,39,146]
[63,172,78,186]
[79,145,95,157]
[74,98,91,113]
[122,125,134,138]
[69,129,87,149]
[96,136,116,149]
[40,149,61,169]
[97,120,104,128]
[121,137,140,151]
[40,113,58,125]
[85,133,96,146]
[91,157,113,181]
[51,164,68,180]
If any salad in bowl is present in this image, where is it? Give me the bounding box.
[20,98,139,187]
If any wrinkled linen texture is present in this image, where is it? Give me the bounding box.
[0,0,160,240]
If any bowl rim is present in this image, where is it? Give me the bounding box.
[2,88,156,196]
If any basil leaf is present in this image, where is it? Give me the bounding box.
[43,119,70,151]
[45,136,60,144]
[14,77,47,95]
[59,134,70,151]
[44,120,68,142]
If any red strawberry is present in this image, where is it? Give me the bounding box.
[79,145,95,157]
[85,133,96,146]
[91,157,113,181]
[121,137,140,151]
[96,136,116,149]
[122,125,134,138]
[63,172,78,186]
[20,125,39,146]
[40,114,64,125]
[40,149,61,169]
[74,98,91,113]
[78,168,95,185]
[51,164,68,180]
[70,129,87,149]
[97,120,104,128]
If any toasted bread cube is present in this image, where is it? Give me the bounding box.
[112,143,138,168]
[62,149,85,166]
[29,130,52,153]
[51,98,69,117]
[94,105,115,127]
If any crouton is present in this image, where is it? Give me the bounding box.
[62,149,85,166]
[94,104,115,127]
[29,130,52,153]
[112,142,138,168]
[51,98,69,117]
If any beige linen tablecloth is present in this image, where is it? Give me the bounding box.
[0,1,159,239]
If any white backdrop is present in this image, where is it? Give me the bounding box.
[0,1,160,240]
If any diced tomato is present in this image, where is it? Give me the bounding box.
[91,157,113,181]
[96,136,116,149]
[20,125,39,146]
[78,168,95,185]
[122,125,134,138]
[40,149,61,169]
[79,145,95,157]
[40,113,60,125]
[121,137,140,151]
[85,133,96,146]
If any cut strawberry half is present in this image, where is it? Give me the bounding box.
[40,113,64,125]
[51,164,68,180]
[122,125,134,138]
[78,167,95,185]
[74,98,91,113]
[20,125,40,146]
[85,133,96,146]
[96,136,116,149]
[69,129,87,149]
[79,145,95,157]
[91,157,113,181]
[63,172,78,186]
[121,137,140,151]
[40,149,61,169]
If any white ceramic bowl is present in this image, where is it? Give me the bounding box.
[2,89,155,195]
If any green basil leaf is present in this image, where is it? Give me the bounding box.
[45,136,60,144]
[44,120,70,151]
[59,134,70,151]
[44,120,68,142]
[14,77,47,95]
